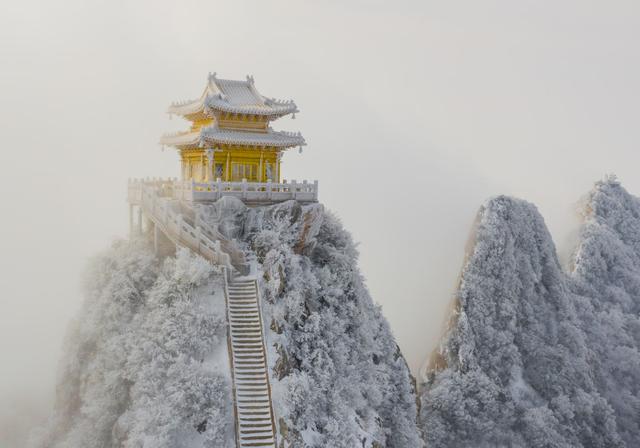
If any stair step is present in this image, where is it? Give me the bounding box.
[241,441,276,446]
[238,378,267,384]
[241,433,275,439]
[236,377,267,382]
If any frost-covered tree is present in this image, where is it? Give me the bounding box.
[32,241,235,448]
[420,196,623,448]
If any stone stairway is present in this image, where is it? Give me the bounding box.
[225,278,277,448]
[131,185,276,446]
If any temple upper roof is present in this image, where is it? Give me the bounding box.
[168,73,298,120]
[160,126,306,149]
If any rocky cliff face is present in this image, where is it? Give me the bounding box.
[34,199,421,448]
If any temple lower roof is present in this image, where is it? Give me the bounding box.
[160,126,306,149]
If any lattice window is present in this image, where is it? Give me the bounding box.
[231,163,258,181]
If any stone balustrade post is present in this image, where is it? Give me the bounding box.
[129,204,134,236]
[195,227,202,253]
[176,214,183,238]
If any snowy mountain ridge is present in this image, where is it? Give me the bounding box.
[33,178,640,447]
[33,198,421,448]
[420,177,640,447]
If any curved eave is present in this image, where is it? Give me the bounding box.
[167,94,207,116]
[159,131,201,149]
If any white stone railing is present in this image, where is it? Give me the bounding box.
[128,177,319,203]
[128,177,177,204]
[136,182,234,274]
[174,178,318,203]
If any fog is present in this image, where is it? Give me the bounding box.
[2,0,640,445]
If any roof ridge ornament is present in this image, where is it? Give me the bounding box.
[208,72,218,82]
[246,74,255,84]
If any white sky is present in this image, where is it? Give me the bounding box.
[2,0,640,445]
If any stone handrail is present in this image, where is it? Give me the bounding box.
[174,178,318,203]
[129,177,318,203]
[137,183,234,275]
[221,266,241,448]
